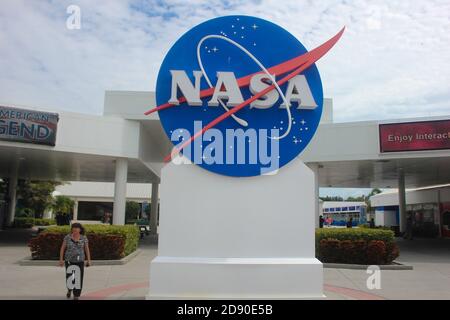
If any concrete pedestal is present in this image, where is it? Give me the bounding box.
[148,157,323,299]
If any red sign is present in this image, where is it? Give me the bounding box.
[379,120,450,152]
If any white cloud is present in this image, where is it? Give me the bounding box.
[0,0,449,122]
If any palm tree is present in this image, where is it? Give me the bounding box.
[52,195,75,214]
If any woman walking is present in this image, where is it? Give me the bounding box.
[59,223,91,300]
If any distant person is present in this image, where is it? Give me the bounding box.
[369,218,375,228]
[346,217,353,228]
[326,217,332,226]
[59,223,91,300]
[319,215,324,228]
[104,212,112,224]
[404,214,413,240]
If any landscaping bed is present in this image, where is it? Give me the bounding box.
[316,228,400,265]
[28,225,140,260]
[13,217,56,228]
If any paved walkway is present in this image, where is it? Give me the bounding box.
[0,229,449,300]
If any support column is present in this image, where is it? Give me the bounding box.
[73,200,79,221]
[113,158,128,225]
[6,164,19,227]
[307,163,320,229]
[150,183,159,234]
[437,189,442,238]
[398,168,407,233]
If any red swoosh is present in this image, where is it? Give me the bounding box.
[145,27,344,116]
[163,27,345,162]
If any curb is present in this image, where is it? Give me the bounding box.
[18,249,141,266]
[323,261,413,270]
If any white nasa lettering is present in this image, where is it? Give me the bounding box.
[249,74,278,109]
[207,72,244,107]
[169,70,317,109]
[280,75,318,109]
[169,70,203,106]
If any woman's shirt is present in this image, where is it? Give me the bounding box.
[64,234,88,262]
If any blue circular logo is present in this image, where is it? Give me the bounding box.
[155,15,324,177]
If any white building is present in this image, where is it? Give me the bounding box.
[53,181,154,222]
[1,91,449,237]
[370,184,450,237]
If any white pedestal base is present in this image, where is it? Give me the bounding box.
[148,157,323,299]
[149,257,323,299]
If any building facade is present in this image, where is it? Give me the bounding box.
[370,185,450,237]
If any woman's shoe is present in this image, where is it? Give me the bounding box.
[66,290,72,298]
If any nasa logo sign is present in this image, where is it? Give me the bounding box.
[147,15,344,177]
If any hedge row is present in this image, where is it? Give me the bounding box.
[29,233,125,260]
[44,225,140,257]
[318,239,399,265]
[14,217,56,228]
[315,228,399,265]
[316,228,395,244]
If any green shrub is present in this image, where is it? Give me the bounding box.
[13,217,55,228]
[16,208,34,218]
[316,228,395,244]
[13,217,35,228]
[34,218,56,226]
[316,228,398,265]
[358,224,392,231]
[29,232,125,260]
[44,224,139,257]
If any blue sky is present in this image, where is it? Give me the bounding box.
[0,0,448,198]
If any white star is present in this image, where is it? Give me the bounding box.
[300,119,306,125]
[212,46,219,53]
[252,24,258,30]
[231,25,235,28]
[293,139,299,144]
[241,26,245,29]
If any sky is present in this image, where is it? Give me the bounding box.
[0,0,448,198]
